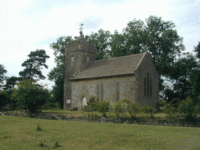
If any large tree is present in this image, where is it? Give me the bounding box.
[48,36,72,108]
[0,64,7,87]
[3,76,21,91]
[164,53,199,103]
[19,49,49,80]
[110,16,185,90]
[194,41,200,59]
[12,79,50,112]
[85,29,111,60]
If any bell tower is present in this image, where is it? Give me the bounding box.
[63,24,96,109]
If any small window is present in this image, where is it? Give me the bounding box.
[87,55,89,61]
[147,72,149,96]
[144,72,152,97]
[71,55,74,61]
[116,83,119,101]
[101,84,104,101]
[150,78,152,96]
[144,77,146,96]
[97,84,99,100]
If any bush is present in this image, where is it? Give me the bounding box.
[0,90,10,111]
[12,79,50,113]
[140,105,155,118]
[164,103,177,121]
[121,99,141,118]
[113,101,124,118]
[95,100,110,117]
[178,97,198,119]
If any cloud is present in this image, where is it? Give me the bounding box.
[79,16,103,30]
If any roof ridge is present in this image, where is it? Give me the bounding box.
[91,52,146,63]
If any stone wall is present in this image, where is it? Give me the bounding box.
[135,53,159,106]
[71,75,136,110]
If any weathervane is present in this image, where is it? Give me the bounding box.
[79,23,84,38]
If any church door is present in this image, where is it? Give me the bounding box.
[82,96,87,107]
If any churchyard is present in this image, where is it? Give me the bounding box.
[1,115,200,150]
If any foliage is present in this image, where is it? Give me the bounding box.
[95,100,110,117]
[194,41,200,58]
[122,99,140,118]
[140,105,155,118]
[3,76,21,91]
[0,90,10,110]
[110,16,184,91]
[85,29,111,60]
[113,101,124,118]
[178,97,198,119]
[0,64,7,87]
[37,123,42,131]
[164,53,199,102]
[48,36,72,108]
[19,49,50,80]
[189,69,200,100]
[12,79,50,112]
[84,96,98,112]
[164,103,177,121]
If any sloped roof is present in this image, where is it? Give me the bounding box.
[70,52,147,80]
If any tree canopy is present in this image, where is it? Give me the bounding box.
[19,49,50,80]
[0,64,7,87]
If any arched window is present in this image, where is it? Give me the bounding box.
[82,97,87,106]
[87,55,89,61]
[71,55,74,61]
[144,72,152,97]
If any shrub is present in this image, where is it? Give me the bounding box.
[140,105,154,118]
[95,100,110,117]
[128,103,140,118]
[113,101,124,118]
[178,97,198,119]
[37,123,42,131]
[164,103,177,121]
[0,90,10,110]
[12,79,50,113]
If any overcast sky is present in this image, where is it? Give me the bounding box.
[0,0,199,89]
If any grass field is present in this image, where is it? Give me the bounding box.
[1,115,200,150]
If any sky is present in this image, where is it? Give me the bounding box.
[0,0,200,90]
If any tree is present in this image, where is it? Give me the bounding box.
[0,90,10,110]
[12,79,50,112]
[3,76,21,91]
[194,41,200,58]
[0,64,7,87]
[110,16,184,91]
[48,36,72,108]
[85,29,111,60]
[189,69,200,100]
[19,49,49,80]
[164,53,199,103]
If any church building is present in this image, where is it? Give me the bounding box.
[64,31,159,110]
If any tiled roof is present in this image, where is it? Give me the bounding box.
[71,52,147,80]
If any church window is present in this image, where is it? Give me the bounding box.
[144,77,146,96]
[71,55,74,61]
[147,72,149,96]
[97,84,99,100]
[150,78,152,96]
[144,72,152,97]
[101,84,104,101]
[87,55,89,61]
[116,83,119,101]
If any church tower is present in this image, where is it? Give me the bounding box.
[64,25,96,109]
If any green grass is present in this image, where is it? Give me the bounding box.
[1,115,200,150]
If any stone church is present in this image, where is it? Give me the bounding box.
[64,32,159,110]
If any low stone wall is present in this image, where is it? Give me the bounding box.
[2,112,200,127]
